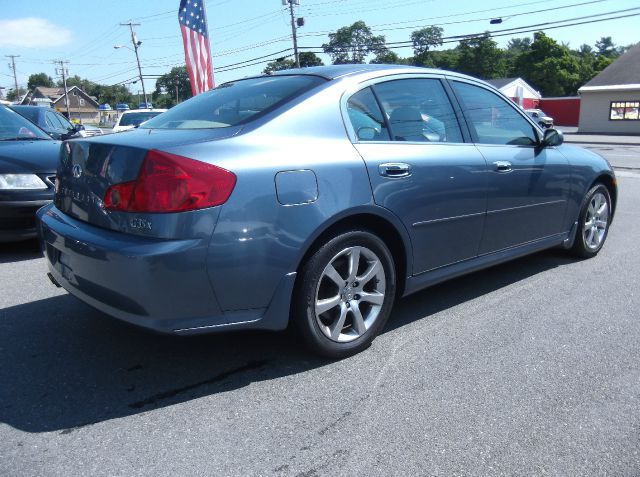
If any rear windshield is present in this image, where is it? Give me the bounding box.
[119,111,164,127]
[12,107,39,122]
[0,106,51,140]
[141,75,326,130]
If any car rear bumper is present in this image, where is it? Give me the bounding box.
[0,200,51,242]
[36,204,294,334]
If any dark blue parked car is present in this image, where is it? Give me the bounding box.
[37,65,616,357]
[10,105,84,140]
[0,105,59,242]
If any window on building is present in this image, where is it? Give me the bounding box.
[610,101,639,120]
[79,98,85,106]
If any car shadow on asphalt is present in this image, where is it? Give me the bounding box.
[0,239,41,264]
[0,249,576,434]
[385,249,577,333]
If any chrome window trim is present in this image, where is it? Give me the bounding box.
[340,73,468,146]
[446,76,544,146]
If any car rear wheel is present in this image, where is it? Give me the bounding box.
[571,183,611,258]
[293,230,396,358]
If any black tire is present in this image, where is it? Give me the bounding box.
[571,183,612,258]
[293,230,396,358]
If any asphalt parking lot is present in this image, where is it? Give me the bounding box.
[1,145,639,476]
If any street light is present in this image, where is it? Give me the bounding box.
[114,43,148,109]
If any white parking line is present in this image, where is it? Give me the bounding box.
[614,170,640,178]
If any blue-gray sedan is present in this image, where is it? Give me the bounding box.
[37,65,616,357]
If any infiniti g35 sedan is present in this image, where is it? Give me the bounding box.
[37,65,616,358]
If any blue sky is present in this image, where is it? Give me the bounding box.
[0,0,637,97]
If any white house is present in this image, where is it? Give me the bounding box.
[484,77,541,109]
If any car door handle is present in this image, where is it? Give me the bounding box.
[379,163,412,178]
[493,161,512,173]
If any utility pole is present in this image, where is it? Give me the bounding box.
[120,22,148,108]
[5,55,20,100]
[54,59,71,117]
[285,0,300,68]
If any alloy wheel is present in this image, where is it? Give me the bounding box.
[314,246,386,343]
[583,191,609,250]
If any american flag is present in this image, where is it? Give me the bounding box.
[179,0,214,95]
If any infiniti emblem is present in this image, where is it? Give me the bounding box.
[72,164,83,179]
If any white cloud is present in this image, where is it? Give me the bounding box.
[0,18,73,48]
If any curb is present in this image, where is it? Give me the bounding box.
[563,139,640,147]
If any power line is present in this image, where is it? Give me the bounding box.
[296,7,640,50]
[297,0,605,38]
[214,9,639,75]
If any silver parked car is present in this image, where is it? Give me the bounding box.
[38,65,616,358]
[525,108,554,128]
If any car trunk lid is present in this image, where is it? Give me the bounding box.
[54,128,240,234]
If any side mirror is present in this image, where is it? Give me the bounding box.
[74,124,85,132]
[542,128,563,147]
[357,127,377,141]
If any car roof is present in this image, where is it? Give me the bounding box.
[263,64,481,83]
[121,109,167,113]
[10,105,66,116]
[10,105,47,112]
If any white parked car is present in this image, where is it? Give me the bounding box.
[79,124,103,137]
[525,109,554,129]
[112,109,167,133]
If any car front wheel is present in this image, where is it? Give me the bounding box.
[571,183,612,258]
[293,230,396,358]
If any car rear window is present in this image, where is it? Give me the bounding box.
[0,106,51,140]
[119,111,164,127]
[141,75,326,130]
[12,107,39,123]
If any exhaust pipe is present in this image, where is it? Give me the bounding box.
[47,272,62,288]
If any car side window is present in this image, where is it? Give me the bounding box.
[56,112,74,130]
[45,111,61,129]
[346,87,390,141]
[452,81,538,146]
[372,78,463,143]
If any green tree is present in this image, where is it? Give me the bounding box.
[299,52,324,68]
[322,21,386,64]
[264,57,295,74]
[430,49,460,70]
[263,52,323,74]
[58,75,97,94]
[411,26,443,66]
[27,72,54,90]
[6,88,27,102]
[515,31,580,96]
[95,85,134,107]
[595,36,617,58]
[504,37,532,75]
[506,37,532,54]
[154,66,191,107]
[370,48,404,64]
[455,33,506,79]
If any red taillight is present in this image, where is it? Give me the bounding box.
[104,150,236,213]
